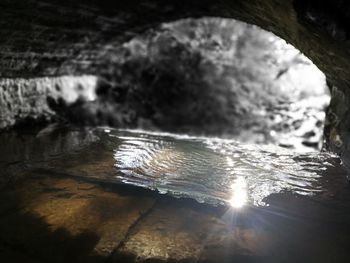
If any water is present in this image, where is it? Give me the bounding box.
[112,129,339,207]
[1,126,350,262]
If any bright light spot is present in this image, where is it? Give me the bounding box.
[228,176,248,209]
[104,129,111,133]
[270,130,277,137]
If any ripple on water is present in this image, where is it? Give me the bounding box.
[110,129,341,207]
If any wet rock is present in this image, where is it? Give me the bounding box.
[324,85,350,154]
[0,126,98,162]
[0,175,155,261]
[114,200,266,263]
[0,127,349,262]
[0,125,102,185]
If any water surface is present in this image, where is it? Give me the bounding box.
[111,129,344,207]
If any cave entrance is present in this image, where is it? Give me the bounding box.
[2,14,350,263]
[95,17,330,152]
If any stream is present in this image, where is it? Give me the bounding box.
[0,126,350,262]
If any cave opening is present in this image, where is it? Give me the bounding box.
[2,8,350,263]
[86,17,330,152]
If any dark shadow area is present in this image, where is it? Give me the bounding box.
[0,184,105,263]
[293,0,350,40]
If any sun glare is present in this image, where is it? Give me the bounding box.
[228,176,248,209]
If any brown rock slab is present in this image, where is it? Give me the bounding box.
[115,199,267,263]
[0,175,155,262]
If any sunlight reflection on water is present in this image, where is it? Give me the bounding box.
[229,176,248,208]
[111,129,339,207]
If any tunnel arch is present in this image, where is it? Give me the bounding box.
[0,0,348,86]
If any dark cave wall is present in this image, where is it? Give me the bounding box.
[1,0,350,87]
[1,0,350,154]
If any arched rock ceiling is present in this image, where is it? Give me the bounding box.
[1,0,350,91]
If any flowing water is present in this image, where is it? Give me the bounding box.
[112,129,339,207]
[1,126,350,262]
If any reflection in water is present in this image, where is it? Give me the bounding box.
[112,129,340,207]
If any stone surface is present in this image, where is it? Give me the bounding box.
[0,0,349,90]
[0,174,156,262]
[1,171,350,263]
[0,76,97,129]
[114,199,267,263]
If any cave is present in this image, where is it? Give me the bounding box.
[1,0,350,262]
[1,0,350,154]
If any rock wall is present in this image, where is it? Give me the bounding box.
[0,76,97,128]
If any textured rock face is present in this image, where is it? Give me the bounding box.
[0,76,97,129]
[0,0,349,86]
[1,0,350,153]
